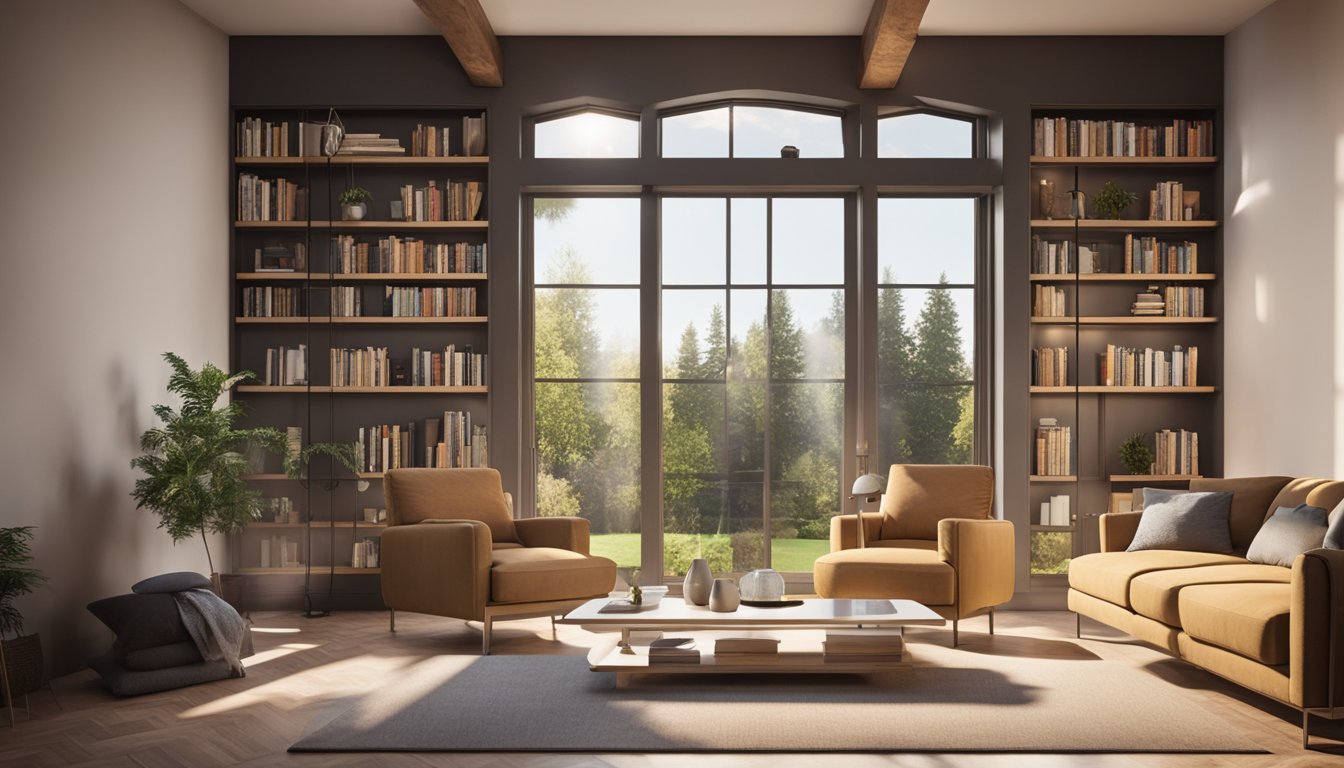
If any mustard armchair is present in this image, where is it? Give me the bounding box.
[812,464,1014,645]
[380,468,617,653]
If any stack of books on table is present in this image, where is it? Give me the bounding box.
[648,639,700,665]
[713,635,781,663]
[823,629,905,663]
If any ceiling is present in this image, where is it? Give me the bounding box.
[181,0,1277,37]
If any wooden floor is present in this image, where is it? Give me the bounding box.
[2,610,1342,767]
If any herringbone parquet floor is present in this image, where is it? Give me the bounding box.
[1,610,1340,768]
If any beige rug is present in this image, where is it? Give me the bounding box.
[290,648,1264,753]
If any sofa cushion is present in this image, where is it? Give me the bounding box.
[131,572,212,595]
[1246,504,1328,567]
[1129,563,1289,627]
[1188,476,1293,553]
[87,593,192,653]
[1127,490,1234,554]
[385,468,519,543]
[878,464,993,541]
[813,547,956,605]
[866,539,938,551]
[1324,498,1344,549]
[1068,550,1245,608]
[489,548,615,604]
[1179,582,1292,665]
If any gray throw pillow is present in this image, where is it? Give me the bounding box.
[132,572,212,595]
[1247,504,1328,566]
[1326,500,1344,549]
[1127,490,1235,553]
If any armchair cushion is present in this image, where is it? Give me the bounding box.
[385,468,519,543]
[878,464,993,541]
[812,548,955,605]
[489,548,616,604]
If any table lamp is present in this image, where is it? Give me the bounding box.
[849,440,885,549]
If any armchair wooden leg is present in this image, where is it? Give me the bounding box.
[389,610,396,632]
[952,619,959,647]
[1076,611,1081,639]
[988,610,995,635]
[482,615,493,655]
[1302,709,1309,750]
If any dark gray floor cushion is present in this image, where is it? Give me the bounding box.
[132,572,213,595]
[89,650,234,696]
[87,593,192,653]
[120,641,204,671]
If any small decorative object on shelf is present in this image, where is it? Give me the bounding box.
[1039,495,1070,526]
[1119,433,1154,475]
[738,568,786,602]
[1092,181,1138,220]
[709,578,740,612]
[339,187,372,221]
[1038,178,1056,219]
[1068,188,1086,219]
[628,568,642,605]
[683,558,712,606]
[780,144,800,158]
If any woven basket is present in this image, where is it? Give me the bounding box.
[1,633,45,697]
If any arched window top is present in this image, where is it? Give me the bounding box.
[661,102,844,159]
[877,110,976,158]
[534,109,639,158]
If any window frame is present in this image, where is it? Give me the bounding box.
[525,105,642,159]
[876,107,985,159]
[658,100,848,159]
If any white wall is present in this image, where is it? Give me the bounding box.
[1224,0,1344,477]
[0,0,228,673]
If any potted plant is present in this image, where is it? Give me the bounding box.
[1119,433,1154,475]
[131,353,361,590]
[1093,181,1139,220]
[339,187,372,221]
[0,526,47,718]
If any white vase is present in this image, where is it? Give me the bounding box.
[709,578,740,612]
[682,558,712,606]
[342,203,367,221]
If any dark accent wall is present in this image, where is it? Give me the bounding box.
[231,34,1222,596]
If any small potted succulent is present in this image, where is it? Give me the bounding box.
[0,526,47,708]
[1119,433,1154,475]
[339,187,372,221]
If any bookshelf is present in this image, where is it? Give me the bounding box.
[1028,108,1221,580]
[230,106,491,614]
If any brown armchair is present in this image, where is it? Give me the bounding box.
[380,468,617,653]
[812,464,1014,645]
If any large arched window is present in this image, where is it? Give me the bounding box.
[533,109,639,158]
[877,110,977,158]
[661,103,844,158]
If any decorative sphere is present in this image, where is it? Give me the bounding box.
[738,568,786,601]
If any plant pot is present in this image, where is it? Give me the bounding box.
[341,203,367,221]
[0,633,44,698]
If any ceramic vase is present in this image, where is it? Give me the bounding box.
[682,558,712,606]
[709,578,740,612]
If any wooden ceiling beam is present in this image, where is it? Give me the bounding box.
[412,0,503,87]
[859,0,930,90]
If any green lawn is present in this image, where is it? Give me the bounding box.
[590,533,829,575]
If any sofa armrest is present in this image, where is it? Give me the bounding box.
[937,518,1015,619]
[829,512,886,551]
[380,519,491,621]
[1099,511,1143,552]
[1291,548,1344,709]
[514,516,591,554]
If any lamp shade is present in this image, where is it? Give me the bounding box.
[851,473,886,497]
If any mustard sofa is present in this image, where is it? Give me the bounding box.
[1068,476,1344,746]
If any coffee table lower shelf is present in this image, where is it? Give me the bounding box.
[588,630,914,687]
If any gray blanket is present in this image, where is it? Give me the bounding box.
[173,588,247,676]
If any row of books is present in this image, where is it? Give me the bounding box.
[1036,421,1072,476]
[1131,286,1205,317]
[410,345,487,387]
[1130,287,1165,316]
[1125,236,1199,274]
[412,116,487,157]
[242,286,303,317]
[1033,117,1215,158]
[236,117,290,157]
[357,412,487,472]
[1149,181,1198,221]
[264,344,308,385]
[1099,344,1198,387]
[332,286,363,317]
[259,535,300,569]
[400,180,485,222]
[237,174,308,222]
[1032,346,1069,387]
[336,132,404,156]
[1033,285,1067,317]
[351,538,380,569]
[331,235,487,275]
[386,286,479,317]
[331,346,391,387]
[1032,237,1074,274]
[1153,429,1200,476]
[252,242,308,272]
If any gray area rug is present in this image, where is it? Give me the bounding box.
[291,651,1264,753]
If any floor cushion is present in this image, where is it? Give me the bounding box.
[812,547,955,605]
[1128,563,1290,626]
[489,547,615,604]
[1178,582,1292,665]
[1067,551,1246,608]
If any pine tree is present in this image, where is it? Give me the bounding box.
[904,274,970,463]
[876,268,915,465]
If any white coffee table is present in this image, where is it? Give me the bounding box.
[560,597,945,685]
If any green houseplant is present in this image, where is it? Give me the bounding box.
[131,353,360,582]
[1092,181,1139,220]
[1118,432,1154,475]
[339,187,372,221]
[0,526,47,714]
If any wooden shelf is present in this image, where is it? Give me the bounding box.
[1030,273,1217,282]
[237,385,487,394]
[236,272,487,282]
[1030,219,1218,230]
[1030,386,1216,394]
[241,473,378,481]
[234,155,488,166]
[1030,475,1077,482]
[1109,474,1202,482]
[238,567,382,575]
[247,521,386,529]
[1030,155,1217,166]
[235,316,487,325]
[1030,316,1217,325]
[235,220,488,230]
